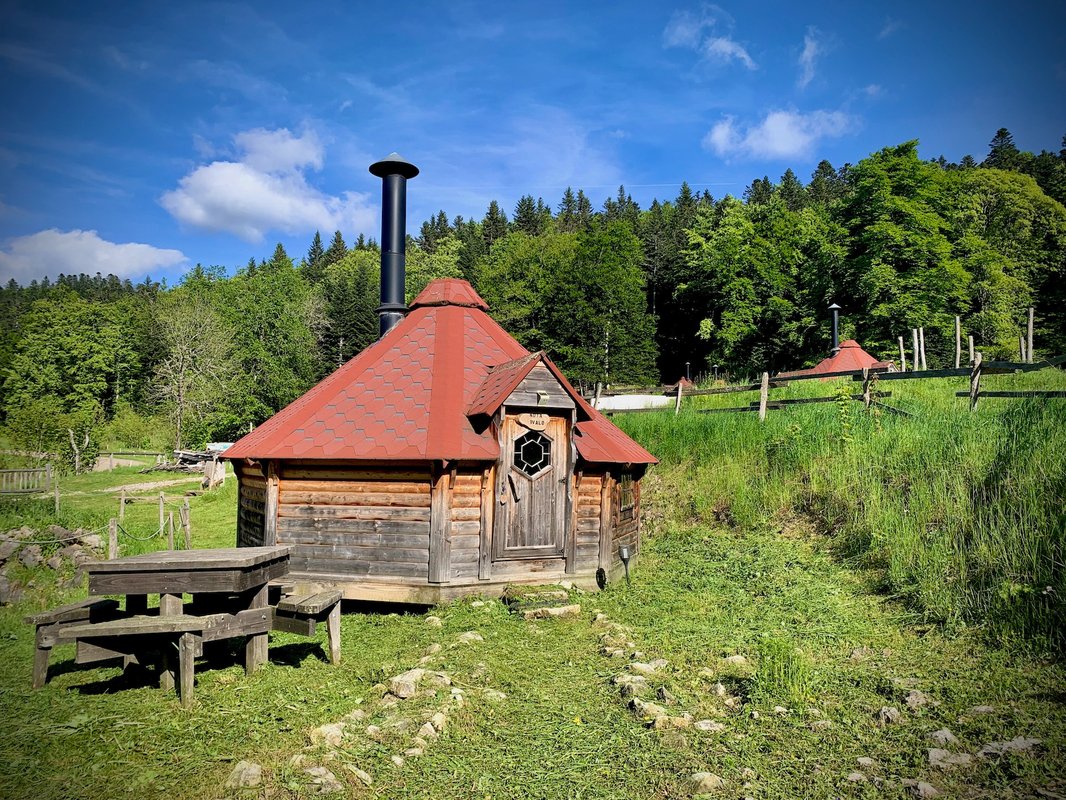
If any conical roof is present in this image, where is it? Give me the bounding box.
[778,340,894,378]
[224,279,656,465]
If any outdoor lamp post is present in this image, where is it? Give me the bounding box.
[618,545,632,585]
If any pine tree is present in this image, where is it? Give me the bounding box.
[512,195,542,235]
[557,187,578,232]
[807,160,845,206]
[575,190,593,230]
[744,176,774,205]
[960,154,977,169]
[482,201,508,248]
[304,231,326,283]
[778,169,806,211]
[984,128,1021,171]
[323,230,348,267]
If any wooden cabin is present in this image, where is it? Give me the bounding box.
[223,279,657,603]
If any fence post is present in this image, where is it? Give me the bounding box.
[108,518,118,560]
[862,367,872,410]
[182,499,191,549]
[1019,336,1026,363]
[119,488,126,521]
[158,492,165,534]
[954,315,961,369]
[1027,306,1034,363]
[758,371,770,422]
[674,382,683,415]
[912,329,920,371]
[53,477,60,515]
[969,351,983,412]
[167,511,175,549]
[919,327,927,370]
[593,381,602,409]
[968,335,974,364]
[897,336,906,372]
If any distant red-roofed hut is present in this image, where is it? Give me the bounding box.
[224,278,657,603]
[776,340,895,379]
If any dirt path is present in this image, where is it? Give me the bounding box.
[61,477,203,497]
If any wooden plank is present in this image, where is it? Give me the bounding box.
[451,506,480,522]
[280,468,430,481]
[86,546,291,572]
[263,462,279,546]
[276,590,341,615]
[272,613,316,636]
[279,541,429,562]
[288,555,428,578]
[489,557,567,577]
[280,491,432,507]
[24,598,120,626]
[598,473,613,572]
[281,480,430,494]
[277,516,429,533]
[277,530,430,548]
[428,466,451,585]
[278,504,430,522]
[955,390,1066,398]
[479,467,493,581]
[853,368,970,381]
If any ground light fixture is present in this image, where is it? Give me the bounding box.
[618,545,632,585]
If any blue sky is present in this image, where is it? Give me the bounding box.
[0,1,1063,285]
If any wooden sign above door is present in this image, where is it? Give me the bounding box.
[516,412,549,431]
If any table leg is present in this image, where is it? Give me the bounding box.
[126,594,148,615]
[159,593,183,691]
[178,633,196,709]
[245,584,269,675]
[327,602,341,665]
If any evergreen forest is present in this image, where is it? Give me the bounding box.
[2,130,1065,465]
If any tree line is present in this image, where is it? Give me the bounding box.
[1,128,1064,468]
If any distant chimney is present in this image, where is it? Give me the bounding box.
[369,153,419,338]
[829,303,841,354]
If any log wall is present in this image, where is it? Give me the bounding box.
[575,473,603,570]
[236,463,266,547]
[275,464,433,579]
[449,469,483,580]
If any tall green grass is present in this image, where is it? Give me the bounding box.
[617,370,1066,652]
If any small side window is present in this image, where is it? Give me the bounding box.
[619,473,635,520]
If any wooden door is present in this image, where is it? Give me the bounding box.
[494,414,569,560]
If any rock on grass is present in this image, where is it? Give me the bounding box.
[304,766,343,794]
[225,760,263,789]
[977,737,1042,758]
[928,748,972,769]
[928,729,958,746]
[876,706,902,725]
[688,772,726,793]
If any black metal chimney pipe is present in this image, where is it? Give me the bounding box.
[829,302,841,354]
[369,153,419,338]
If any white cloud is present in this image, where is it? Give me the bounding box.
[160,128,374,242]
[878,18,903,39]
[0,229,186,284]
[863,84,883,98]
[704,36,756,69]
[703,109,854,160]
[797,27,822,89]
[663,5,756,69]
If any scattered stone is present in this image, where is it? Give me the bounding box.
[365,725,383,741]
[425,615,443,627]
[18,545,43,568]
[311,722,346,747]
[876,706,902,725]
[79,534,102,549]
[810,720,832,731]
[712,682,729,697]
[657,686,676,704]
[723,697,741,710]
[688,772,726,793]
[969,705,995,715]
[850,646,873,660]
[522,604,581,620]
[430,712,447,731]
[593,612,608,623]
[483,689,507,702]
[847,772,868,783]
[45,556,63,570]
[225,760,263,789]
[928,748,973,769]
[450,688,465,707]
[929,729,958,746]
[418,722,438,740]
[805,707,822,717]
[304,766,343,794]
[380,694,399,708]
[288,754,307,768]
[457,631,484,644]
[404,747,423,757]
[773,705,789,715]
[424,643,442,655]
[346,766,373,786]
[722,655,748,667]
[426,671,452,689]
[384,718,412,734]
[343,709,366,723]
[629,698,668,722]
[902,778,940,798]
[856,757,875,768]
[906,690,932,711]
[471,600,486,607]
[977,736,1042,758]
[389,668,426,699]
[390,755,404,767]
[750,710,760,720]
[0,540,20,562]
[693,720,726,732]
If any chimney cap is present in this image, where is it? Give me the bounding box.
[828,302,841,310]
[369,152,419,179]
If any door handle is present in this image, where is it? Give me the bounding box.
[508,473,522,502]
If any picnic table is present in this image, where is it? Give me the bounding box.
[78,546,291,702]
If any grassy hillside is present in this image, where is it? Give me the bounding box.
[0,374,1063,798]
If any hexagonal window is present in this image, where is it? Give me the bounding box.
[513,430,552,478]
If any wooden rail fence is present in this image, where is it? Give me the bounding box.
[0,466,53,495]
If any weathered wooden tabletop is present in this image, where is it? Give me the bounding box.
[84,546,292,596]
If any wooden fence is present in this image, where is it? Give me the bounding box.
[595,353,1066,421]
[0,466,53,495]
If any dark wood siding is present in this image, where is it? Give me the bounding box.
[506,364,576,410]
[276,464,432,579]
[575,473,603,569]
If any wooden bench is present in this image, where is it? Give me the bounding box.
[25,598,126,689]
[272,590,342,665]
[64,608,273,708]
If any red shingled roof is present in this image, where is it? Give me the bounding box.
[778,340,894,378]
[224,278,656,466]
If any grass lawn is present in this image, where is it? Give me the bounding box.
[0,391,1064,798]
